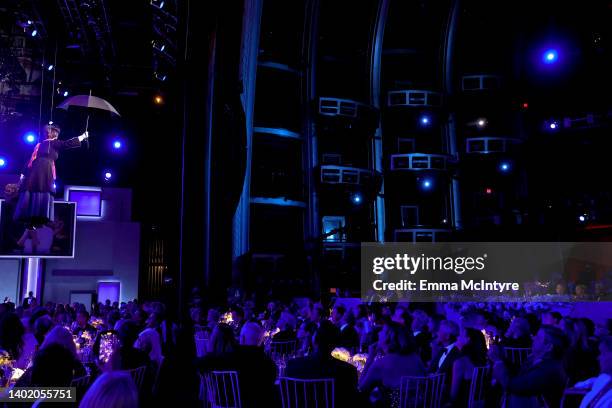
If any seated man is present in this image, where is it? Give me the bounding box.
[490,325,568,408]
[285,320,360,407]
[575,336,612,408]
[198,322,277,408]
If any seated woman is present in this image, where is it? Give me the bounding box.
[15,326,86,387]
[450,327,488,407]
[359,322,426,408]
[79,371,138,408]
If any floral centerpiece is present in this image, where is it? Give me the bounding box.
[0,350,14,388]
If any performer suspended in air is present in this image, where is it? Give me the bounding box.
[14,123,88,227]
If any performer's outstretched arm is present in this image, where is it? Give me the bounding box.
[52,132,89,150]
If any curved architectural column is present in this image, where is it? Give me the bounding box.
[443,0,462,230]
[232,0,263,259]
[370,0,390,242]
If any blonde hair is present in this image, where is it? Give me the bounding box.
[79,372,138,408]
[40,326,77,359]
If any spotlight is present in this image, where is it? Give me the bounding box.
[160,44,165,52]
[420,115,431,126]
[159,1,165,8]
[485,187,493,195]
[24,133,36,144]
[31,30,37,37]
[351,193,363,204]
[421,178,433,190]
[47,65,54,71]
[53,182,57,190]
[442,218,448,224]
[499,162,511,173]
[578,215,586,223]
[0,158,5,167]
[521,102,529,109]
[476,118,487,128]
[104,171,112,181]
[153,94,164,105]
[63,91,69,97]
[113,140,122,149]
[542,49,558,64]
[547,120,559,131]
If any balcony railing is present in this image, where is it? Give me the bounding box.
[393,228,452,242]
[461,75,502,91]
[390,153,453,171]
[387,90,441,107]
[320,165,378,185]
[465,137,521,154]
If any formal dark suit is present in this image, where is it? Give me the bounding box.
[496,357,567,408]
[430,344,461,402]
[198,345,278,408]
[285,352,360,407]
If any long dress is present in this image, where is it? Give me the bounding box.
[13,137,81,225]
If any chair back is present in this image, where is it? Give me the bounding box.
[468,366,491,408]
[195,334,209,357]
[126,365,147,390]
[70,375,91,388]
[560,387,589,408]
[204,370,242,408]
[503,347,530,367]
[152,356,165,396]
[269,340,298,357]
[399,373,445,408]
[279,377,335,408]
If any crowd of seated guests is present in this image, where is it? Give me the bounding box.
[1,291,611,407]
[192,294,612,408]
[0,297,180,407]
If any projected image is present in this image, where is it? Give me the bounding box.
[0,200,76,258]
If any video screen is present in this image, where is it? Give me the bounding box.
[0,200,77,258]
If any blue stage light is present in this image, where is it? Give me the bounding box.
[31,30,37,37]
[499,162,511,172]
[47,65,54,71]
[113,140,122,149]
[63,91,69,97]
[421,178,433,190]
[24,133,36,144]
[542,49,558,64]
[549,121,559,130]
[104,171,112,180]
[578,215,586,222]
[351,193,363,204]
[420,115,431,126]
[0,157,6,168]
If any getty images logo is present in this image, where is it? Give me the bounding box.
[372,253,488,275]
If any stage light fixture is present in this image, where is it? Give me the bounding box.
[542,49,558,64]
[522,102,529,109]
[421,178,433,190]
[0,158,6,168]
[351,193,363,204]
[476,118,487,128]
[578,215,586,222]
[104,171,112,181]
[499,162,510,173]
[63,91,69,97]
[31,30,37,37]
[485,187,493,195]
[24,132,36,144]
[420,115,431,126]
[47,65,54,71]
[153,95,164,105]
[113,140,122,149]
